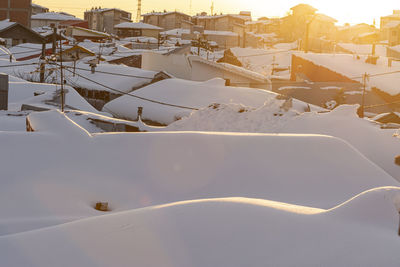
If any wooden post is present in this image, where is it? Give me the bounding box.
[360,73,368,118]
[40,43,46,83]
[0,74,8,110]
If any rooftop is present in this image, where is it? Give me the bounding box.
[115,22,163,30]
[31,12,82,21]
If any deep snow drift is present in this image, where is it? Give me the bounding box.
[166,103,400,181]
[0,110,397,237]
[103,78,320,125]
[1,187,400,267]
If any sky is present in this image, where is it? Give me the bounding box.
[34,0,399,26]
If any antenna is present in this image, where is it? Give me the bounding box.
[211,1,214,15]
[189,0,192,15]
[136,0,142,22]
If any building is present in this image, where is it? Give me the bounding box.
[142,51,270,89]
[114,22,163,38]
[66,26,111,42]
[31,12,83,28]
[0,0,31,27]
[336,23,378,44]
[0,20,44,47]
[280,4,337,51]
[31,3,48,15]
[380,10,400,41]
[383,21,400,46]
[142,11,191,31]
[84,8,132,34]
[192,13,250,32]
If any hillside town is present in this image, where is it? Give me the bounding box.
[0,1,400,266]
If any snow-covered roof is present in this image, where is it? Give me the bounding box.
[194,14,251,21]
[161,28,238,37]
[31,12,82,21]
[142,11,190,17]
[295,52,400,96]
[0,20,16,31]
[104,78,275,125]
[383,20,400,29]
[314,13,337,23]
[291,3,318,12]
[115,22,163,30]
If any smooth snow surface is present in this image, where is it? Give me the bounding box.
[103,78,320,125]
[1,187,400,267]
[167,104,400,181]
[0,112,397,237]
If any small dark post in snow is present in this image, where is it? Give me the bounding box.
[95,202,109,212]
[0,74,9,110]
[395,155,400,166]
[137,106,143,121]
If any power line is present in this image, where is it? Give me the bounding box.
[60,65,199,110]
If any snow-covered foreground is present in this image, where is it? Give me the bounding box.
[1,187,400,267]
[0,110,397,237]
[167,104,400,181]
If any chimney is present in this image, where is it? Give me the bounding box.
[0,74,8,110]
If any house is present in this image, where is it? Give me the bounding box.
[31,12,83,28]
[161,28,240,49]
[380,10,400,41]
[31,3,48,15]
[114,22,163,38]
[66,26,111,42]
[84,8,132,34]
[336,23,377,44]
[192,13,250,32]
[142,11,191,31]
[0,20,45,47]
[57,45,96,61]
[290,53,400,113]
[280,4,337,47]
[141,51,271,89]
[383,21,400,46]
[0,0,31,27]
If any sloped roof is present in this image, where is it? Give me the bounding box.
[31,12,82,21]
[290,4,318,12]
[142,11,190,17]
[384,20,400,29]
[0,20,16,31]
[115,22,163,30]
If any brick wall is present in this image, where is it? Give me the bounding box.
[0,0,32,27]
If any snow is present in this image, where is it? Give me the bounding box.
[229,47,293,76]
[0,60,156,93]
[337,43,387,56]
[296,52,400,96]
[115,22,163,30]
[103,78,318,125]
[166,104,400,181]
[6,74,98,113]
[0,187,400,266]
[31,12,82,21]
[161,28,238,37]
[0,20,15,31]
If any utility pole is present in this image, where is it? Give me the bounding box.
[136,0,142,22]
[360,72,368,118]
[40,42,46,83]
[59,36,65,113]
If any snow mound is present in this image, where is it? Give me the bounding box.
[27,110,91,137]
[103,78,319,125]
[329,187,400,232]
[1,188,400,266]
[166,103,400,181]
